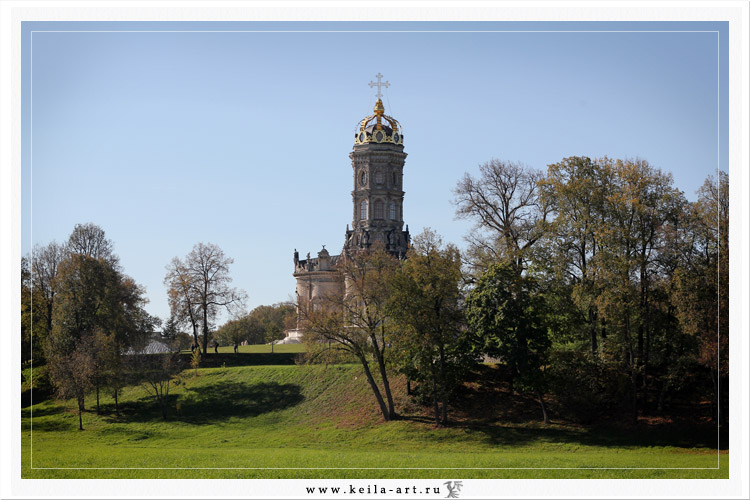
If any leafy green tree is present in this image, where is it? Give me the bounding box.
[466,262,551,423]
[214,317,250,346]
[389,229,476,426]
[160,315,180,345]
[538,157,606,354]
[45,225,156,423]
[591,158,684,420]
[535,157,691,420]
[215,303,295,347]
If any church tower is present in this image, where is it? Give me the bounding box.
[344,74,410,256]
[285,74,409,343]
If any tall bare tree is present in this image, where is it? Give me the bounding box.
[67,222,118,265]
[167,243,246,355]
[454,159,550,275]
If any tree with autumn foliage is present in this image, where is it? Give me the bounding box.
[165,243,247,355]
[44,224,157,428]
[457,155,728,424]
[669,172,728,425]
[388,229,477,426]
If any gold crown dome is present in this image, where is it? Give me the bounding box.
[354,98,404,146]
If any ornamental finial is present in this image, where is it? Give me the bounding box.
[374,99,385,129]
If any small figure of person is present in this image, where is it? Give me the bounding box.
[191,343,195,353]
[234,342,238,353]
[214,342,219,354]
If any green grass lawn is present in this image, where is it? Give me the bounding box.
[21,363,727,479]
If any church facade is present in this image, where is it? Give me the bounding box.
[283,76,410,343]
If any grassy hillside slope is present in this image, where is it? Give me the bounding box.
[21,363,727,479]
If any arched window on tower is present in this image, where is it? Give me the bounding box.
[374,200,384,219]
[375,170,384,185]
[389,201,397,220]
[360,200,368,220]
[392,171,398,186]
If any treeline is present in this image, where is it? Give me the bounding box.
[302,157,728,427]
[21,225,250,428]
[213,304,296,347]
[21,223,160,428]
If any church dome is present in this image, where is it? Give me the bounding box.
[354,99,404,146]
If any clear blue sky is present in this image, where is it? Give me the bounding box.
[21,21,729,325]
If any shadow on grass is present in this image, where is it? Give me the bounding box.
[444,364,729,451]
[22,415,77,432]
[466,421,726,450]
[108,381,304,425]
[21,388,52,408]
[21,405,65,419]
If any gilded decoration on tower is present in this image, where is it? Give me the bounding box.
[354,73,403,146]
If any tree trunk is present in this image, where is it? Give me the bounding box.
[191,325,199,353]
[46,301,54,343]
[625,310,638,424]
[431,376,441,426]
[536,388,550,424]
[589,307,598,355]
[406,378,412,396]
[440,395,448,426]
[114,387,119,417]
[78,397,84,430]
[96,385,100,414]
[360,358,390,421]
[721,375,728,429]
[657,379,668,414]
[639,260,651,406]
[711,369,719,425]
[630,369,639,424]
[202,307,209,355]
[439,343,448,426]
[376,355,396,420]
